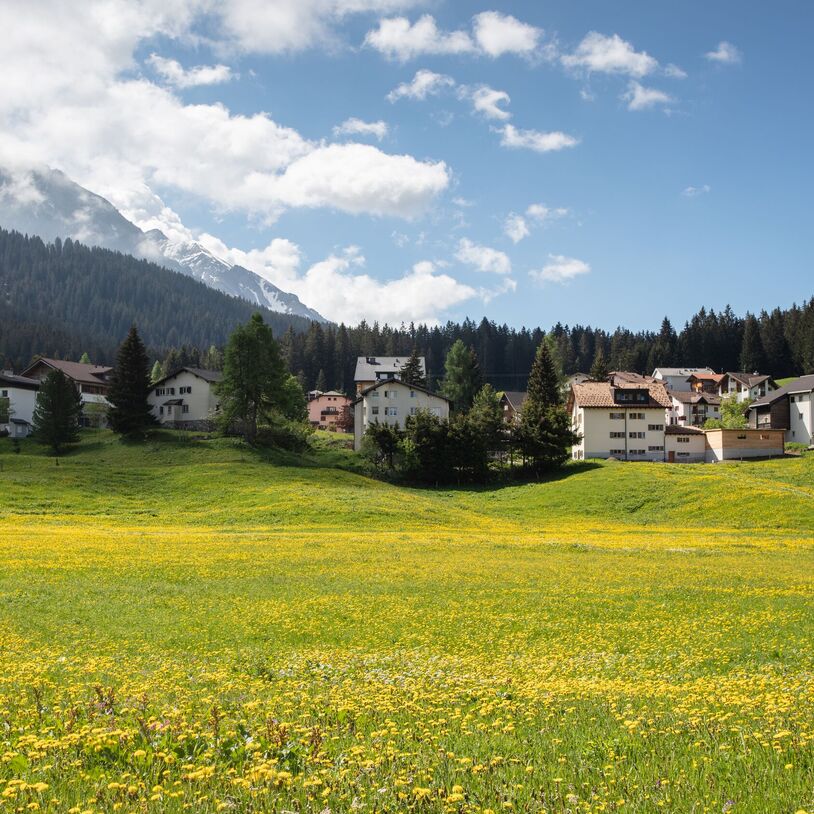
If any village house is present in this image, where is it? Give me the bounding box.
[0,370,40,438]
[354,355,426,392]
[719,372,776,402]
[568,374,672,462]
[687,372,726,394]
[748,374,814,446]
[664,424,706,462]
[667,390,722,427]
[703,428,785,461]
[307,390,352,431]
[352,378,449,451]
[148,367,222,429]
[21,357,112,426]
[652,367,716,392]
[499,391,527,424]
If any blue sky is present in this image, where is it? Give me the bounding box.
[3,1,812,328]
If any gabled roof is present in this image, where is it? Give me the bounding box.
[570,379,672,409]
[665,424,705,435]
[725,372,773,388]
[354,355,425,382]
[652,367,715,377]
[153,367,223,387]
[313,390,349,399]
[670,391,722,405]
[352,377,449,405]
[500,391,527,410]
[749,374,814,409]
[22,358,112,386]
[687,372,726,384]
[0,371,40,390]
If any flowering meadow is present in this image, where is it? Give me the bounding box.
[1,433,813,813]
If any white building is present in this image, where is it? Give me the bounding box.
[0,371,40,438]
[568,375,672,461]
[720,372,776,403]
[665,425,706,462]
[667,391,722,427]
[148,367,223,429]
[352,378,450,451]
[652,367,715,392]
[354,356,426,393]
[749,374,814,446]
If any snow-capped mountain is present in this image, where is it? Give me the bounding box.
[0,165,327,322]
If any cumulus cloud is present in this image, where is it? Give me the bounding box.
[332,117,388,140]
[387,69,455,101]
[705,41,742,65]
[499,124,579,153]
[504,203,568,243]
[622,81,674,111]
[562,32,658,77]
[147,54,233,88]
[664,63,688,79]
[366,11,541,61]
[455,238,511,275]
[682,184,711,197]
[466,85,512,120]
[529,254,590,284]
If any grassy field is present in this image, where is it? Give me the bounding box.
[1,431,813,813]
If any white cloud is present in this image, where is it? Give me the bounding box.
[705,41,742,65]
[499,124,579,153]
[503,213,529,243]
[455,238,511,275]
[365,14,475,61]
[504,203,568,243]
[386,69,455,101]
[562,32,658,77]
[530,254,590,284]
[332,117,388,140]
[366,11,541,61]
[664,63,688,79]
[682,184,711,197]
[622,81,674,111]
[467,85,511,120]
[471,11,541,58]
[147,54,233,88]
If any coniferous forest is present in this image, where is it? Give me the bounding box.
[1,227,813,392]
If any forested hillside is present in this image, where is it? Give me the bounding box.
[0,228,313,368]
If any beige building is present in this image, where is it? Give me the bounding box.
[665,425,706,462]
[148,367,222,429]
[703,428,785,461]
[568,375,672,461]
[352,378,449,451]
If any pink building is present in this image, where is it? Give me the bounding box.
[307,390,352,431]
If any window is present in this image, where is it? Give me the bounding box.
[182,405,189,414]
[760,434,770,440]
[629,412,645,420]
[156,388,164,396]
[648,424,664,431]
[648,445,664,452]
[610,431,625,439]
[410,407,418,416]
[609,412,625,420]
[370,390,379,398]
[677,436,690,443]
[737,434,747,440]
[371,406,379,416]
[609,449,625,455]
[168,387,175,395]
[159,406,164,415]
[179,386,192,395]
[629,449,646,455]
[629,431,645,439]
[385,406,398,416]
[677,452,690,457]
[1,390,7,398]
[410,390,416,398]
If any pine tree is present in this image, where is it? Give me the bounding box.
[32,369,82,455]
[468,383,504,458]
[217,313,288,445]
[740,313,767,373]
[150,360,163,383]
[526,340,561,407]
[79,352,91,364]
[108,325,155,438]
[400,348,427,388]
[441,340,482,411]
[314,369,327,392]
[589,346,609,381]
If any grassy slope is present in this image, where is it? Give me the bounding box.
[1,433,813,813]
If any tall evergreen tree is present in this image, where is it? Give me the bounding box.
[589,346,609,381]
[526,340,562,407]
[740,313,767,373]
[108,325,154,437]
[217,313,288,444]
[400,347,427,388]
[79,352,91,364]
[441,340,482,411]
[32,369,82,455]
[468,383,504,458]
[150,360,163,383]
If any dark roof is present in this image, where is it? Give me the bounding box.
[749,374,814,409]
[0,371,40,390]
[500,391,527,410]
[153,367,223,387]
[352,377,449,405]
[163,398,184,406]
[670,391,722,405]
[665,424,705,435]
[22,358,111,386]
[354,355,425,382]
[725,372,773,388]
[9,418,31,425]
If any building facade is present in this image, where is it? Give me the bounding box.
[0,371,40,438]
[667,391,722,427]
[748,375,814,446]
[720,373,776,403]
[652,367,715,392]
[307,390,352,431]
[499,391,527,424]
[352,378,449,451]
[353,356,426,392]
[148,368,223,429]
[664,425,706,462]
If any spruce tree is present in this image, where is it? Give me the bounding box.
[400,348,427,388]
[79,352,91,364]
[32,369,82,455]
[108,325,155,438]
[589,346,609,381]
[740,313,767,373]
[150,360,163,384]
[526,340,562,407]
[441,340,482,411]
